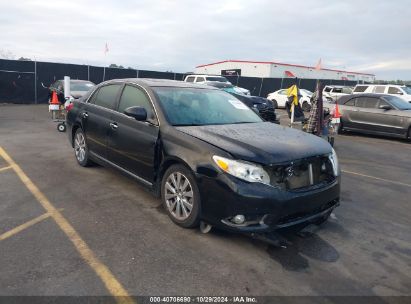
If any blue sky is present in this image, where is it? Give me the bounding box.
[1,0,410,79]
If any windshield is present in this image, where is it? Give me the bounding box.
[206,76,229,83]
[383,95,411,110]
[153,87,262,126]
[401,86,411,94]
[70,82,94,91]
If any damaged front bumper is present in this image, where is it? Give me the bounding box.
[198,173,340,233]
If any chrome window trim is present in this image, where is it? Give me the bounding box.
[84,81,161,127]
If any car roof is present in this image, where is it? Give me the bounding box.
[185,74,227,78]
[342,93,392,98]
[58,79,93,83]
[102,78,215,89]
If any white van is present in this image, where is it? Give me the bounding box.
[353,84,411,103]
[184,74,231,84]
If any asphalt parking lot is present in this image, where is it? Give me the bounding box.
[0,104,410,300]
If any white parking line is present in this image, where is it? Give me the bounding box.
[342,169,411,188]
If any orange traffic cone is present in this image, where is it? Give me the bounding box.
[50,91,59,105]
[334,101,342,118]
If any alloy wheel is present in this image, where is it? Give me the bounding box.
[165,172,194,221]
[74,132,86,162]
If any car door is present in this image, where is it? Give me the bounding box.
[82,84,123,158]
[372,98,405,135]
[107,84,160,184]
[339,96,358,129]
[277,89,288,107]
[354,97,384,133]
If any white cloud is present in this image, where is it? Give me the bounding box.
[0,0,410,79]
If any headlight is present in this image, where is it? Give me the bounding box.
[329,148,340,176]
[212,155,270,185]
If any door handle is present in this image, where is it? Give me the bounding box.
[81,112,89,118]
[110,122,118,130]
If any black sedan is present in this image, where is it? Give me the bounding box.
[205,81,279,123]
[66,79,340,235]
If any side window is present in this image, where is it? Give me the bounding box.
[344,98,356,106]
[373,86,385,93]
[324,87,332,92]
[388,87,401,94]
[342,87,352,94]
[118,85,155,120]
[195,77,205,82]
[355,97,367,108]
[377,99,389,108]
[93,84,122,109]
[333,88,343,94]
[279,90,287,95]
[185,77,195,83]
[359,97,379,108]
[353,85,368,93]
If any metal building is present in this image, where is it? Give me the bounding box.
[195,60,375,83]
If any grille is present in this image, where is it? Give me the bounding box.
[268,156,335,190]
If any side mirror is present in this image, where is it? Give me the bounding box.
[379,104,392,110]
[124,106,147,121]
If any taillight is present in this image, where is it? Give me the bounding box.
[66,103,74,112]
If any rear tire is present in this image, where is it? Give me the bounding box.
[74,128,92,167]
[161,164,201,228]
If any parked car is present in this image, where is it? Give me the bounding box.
[352,84,411,103]
[323,85,353,101]
[206,81,279,123]
[184,74,231,84]
[66,79,340,235]
[267,88,312,111]
[184,74,250,95]
[337,93,411,140]
[49,79,95,103]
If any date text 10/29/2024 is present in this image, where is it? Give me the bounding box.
[149,297,258,303]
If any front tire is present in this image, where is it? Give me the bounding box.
[271,99,278,109]
[74,128,92,167]
[161,164,201,228]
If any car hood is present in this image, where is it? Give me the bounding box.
[176,122,332,165]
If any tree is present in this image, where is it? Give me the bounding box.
[108,63,124,69]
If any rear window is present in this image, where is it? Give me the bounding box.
[353,85,369,93]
